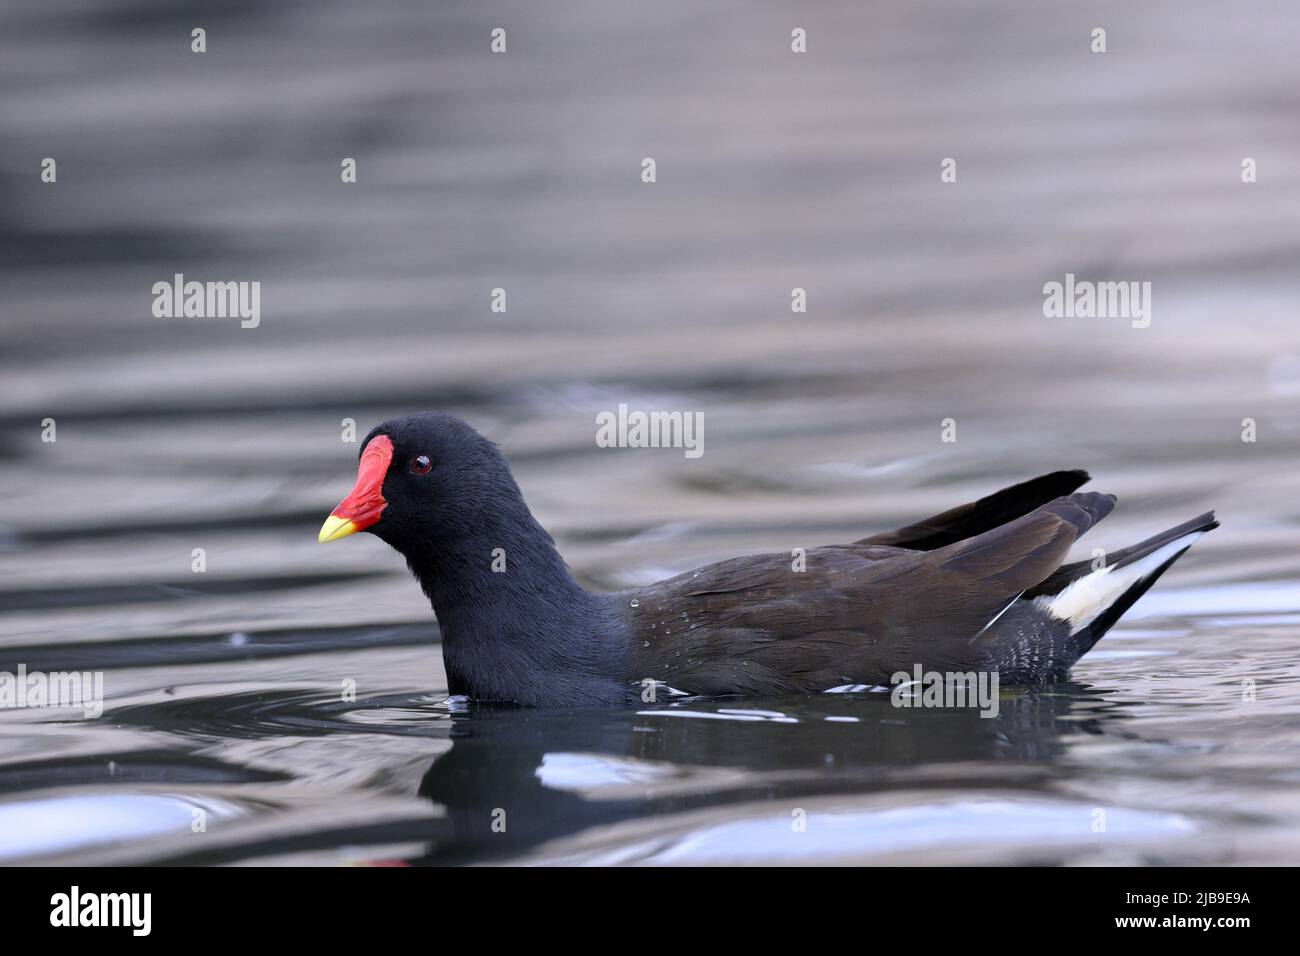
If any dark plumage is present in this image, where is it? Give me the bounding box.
[319,413,1217,708]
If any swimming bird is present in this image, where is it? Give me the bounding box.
[318,412,1217,708]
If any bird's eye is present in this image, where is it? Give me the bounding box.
[410,455,432,476]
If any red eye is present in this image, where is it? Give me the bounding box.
[410,455,432,476]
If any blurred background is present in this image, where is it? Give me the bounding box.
[0,0,1297,865]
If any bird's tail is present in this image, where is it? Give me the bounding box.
[1030,511,1218,656]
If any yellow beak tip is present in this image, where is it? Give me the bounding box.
[318,515,358,543]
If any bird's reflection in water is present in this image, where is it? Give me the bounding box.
[412,683,1134,864]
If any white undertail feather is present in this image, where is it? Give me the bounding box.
[1034,532,1204,635]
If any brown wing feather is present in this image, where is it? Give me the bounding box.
[858,470,1091,550]
[628,492,1115,694]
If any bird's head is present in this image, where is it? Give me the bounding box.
[318,413,517,556]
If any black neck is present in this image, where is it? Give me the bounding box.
[401,506,626,707]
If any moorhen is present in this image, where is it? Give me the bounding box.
[318,413,1217,707]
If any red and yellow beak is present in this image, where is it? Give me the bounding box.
[318,434,394,543]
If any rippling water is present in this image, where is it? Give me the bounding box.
[1,0,1298,864]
